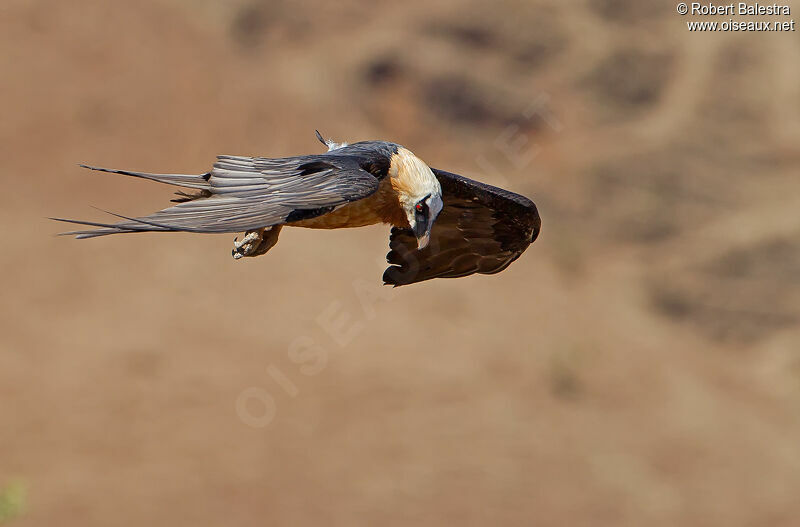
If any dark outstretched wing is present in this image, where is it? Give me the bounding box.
[383,168,540,286]
[55,141,398,238]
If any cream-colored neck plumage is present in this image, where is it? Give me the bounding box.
[389,147,441,207]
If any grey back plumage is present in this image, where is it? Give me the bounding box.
[55,141,399,238]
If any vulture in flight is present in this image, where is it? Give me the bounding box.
[55,132,540,286]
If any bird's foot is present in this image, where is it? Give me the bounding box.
[232,229,265,260]
[231,226,282,260]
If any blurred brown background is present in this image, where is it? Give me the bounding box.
[2,0,800,525]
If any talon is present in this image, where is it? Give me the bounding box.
[230,227,281,260]
[235,231,259,248]
[232,229,267,259]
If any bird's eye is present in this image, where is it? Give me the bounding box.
[415,203,424,212]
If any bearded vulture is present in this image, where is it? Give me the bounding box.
[55,132,540,286]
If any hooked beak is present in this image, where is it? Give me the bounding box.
[412,222,431,250]
[416,231,430,250]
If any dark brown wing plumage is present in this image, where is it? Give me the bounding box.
[383,168,540,286]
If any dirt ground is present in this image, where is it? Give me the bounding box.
[2,0,800,525]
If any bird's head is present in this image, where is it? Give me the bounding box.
[390,148,443,249]
[406,190,443,250]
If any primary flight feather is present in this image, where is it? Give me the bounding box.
[55,132,540,286]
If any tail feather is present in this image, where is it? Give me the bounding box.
[78,164,211,190]
[52,208,180,239]
[52,217,165,238]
